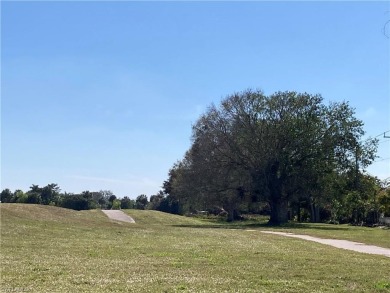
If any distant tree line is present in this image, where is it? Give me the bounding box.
[0,185,131,210]
[0,184,181,214]
[162,90,390,225]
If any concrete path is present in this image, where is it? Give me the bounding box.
[102,210,135,223]
[259,231,390,257]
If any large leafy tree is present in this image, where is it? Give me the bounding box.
[169,90,377,224]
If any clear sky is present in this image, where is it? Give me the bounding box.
[2,1,389,198]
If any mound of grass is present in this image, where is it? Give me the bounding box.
[1,204,389,292]
[1,203,106,224]
[122,209,206,226]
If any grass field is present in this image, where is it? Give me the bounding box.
[1,204,389,292]
[183,214,390,249]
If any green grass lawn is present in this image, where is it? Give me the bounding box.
[178,214,390,249]
[1,204,389,292]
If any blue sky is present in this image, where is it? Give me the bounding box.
[2,1,389,198]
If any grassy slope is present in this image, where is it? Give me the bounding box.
[1,204,389,293]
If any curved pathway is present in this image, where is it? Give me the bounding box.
[259,231,390,257]
[102,210,135,223]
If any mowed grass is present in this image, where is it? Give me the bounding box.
[0,204,389,292]
[186,215,390,249]
[259,222,390,249]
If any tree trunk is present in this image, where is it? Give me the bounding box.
[227,209,234,222]
[267,164,289,225]
[297,202,301,222]
[310,199,321,223]
[268,199,288,225]
[226,208,241,222]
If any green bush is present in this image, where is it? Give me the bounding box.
[60,194,90,210]
[120,197,135,209]
[26,193,42,204]
[15,193,28,203]
[111,199,121,210]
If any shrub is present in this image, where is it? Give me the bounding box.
[60,194,90,210]
[15,193,28,203]
[26,193,42,204]
[0,189,13,203]
[111,199,121,210]
[120,197,135,209]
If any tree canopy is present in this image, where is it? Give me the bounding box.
[166,90,378,224]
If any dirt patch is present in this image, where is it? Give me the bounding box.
[260,231,390,257]
[102,210,135,223]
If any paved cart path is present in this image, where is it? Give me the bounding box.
[102,210,135,223]
[259,231,390,257]
[100,211,389,256]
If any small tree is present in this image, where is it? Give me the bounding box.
[135,194,148,210]
[0,189,13,203]
[16,192,28,203]
[90,191,109,209]
[26,192,42,204]
[107,194,117,209]
[148,191,165,210]
[379,178,390,217]
[121,197,135,209]
[40,183,60,205]
[111,199,121,210]
[60,193,90,210]
[26,185,42,204]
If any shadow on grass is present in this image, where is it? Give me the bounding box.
[173,221,350,231]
